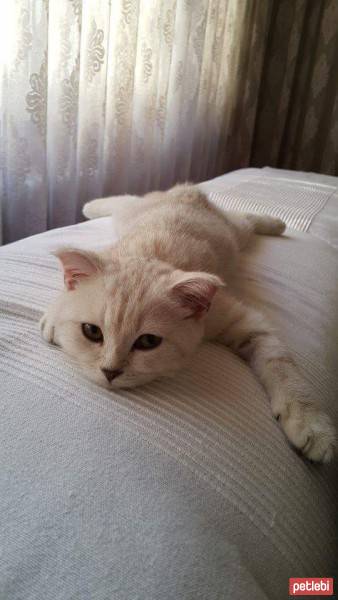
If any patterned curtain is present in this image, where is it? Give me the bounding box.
[0,0,337,244]
[0,0,272,244]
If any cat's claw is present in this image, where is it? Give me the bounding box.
[39,313,55,345]
[273,396,336,463]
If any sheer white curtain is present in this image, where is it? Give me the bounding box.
[0,0,269,243]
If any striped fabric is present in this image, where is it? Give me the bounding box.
[208,174,335,232]
[1,168,338,600]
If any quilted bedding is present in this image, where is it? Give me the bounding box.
[1,167,337,600]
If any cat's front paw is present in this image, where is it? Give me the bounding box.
[39,313,55,345]
[273,396,336,463]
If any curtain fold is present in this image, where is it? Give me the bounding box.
[0,0,337,244]
[251,0,338,175]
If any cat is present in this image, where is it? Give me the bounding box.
[40,184,336,463]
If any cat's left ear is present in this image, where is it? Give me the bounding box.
[170,270,224,319]
[53,248,104,290]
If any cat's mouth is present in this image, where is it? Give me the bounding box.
[107,372,158,390]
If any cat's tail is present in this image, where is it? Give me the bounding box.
[83,195,139,219]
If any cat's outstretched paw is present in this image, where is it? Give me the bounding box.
[267,217,286,236]
[273,397,336,463]
[39,313,55,345]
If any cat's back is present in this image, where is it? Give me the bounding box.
[118,186,239,277]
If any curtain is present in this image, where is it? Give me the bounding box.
[251,0,338,176]
[0,1,337,245]
[1,0,269,244]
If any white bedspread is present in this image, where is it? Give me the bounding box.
[1,168,337,600]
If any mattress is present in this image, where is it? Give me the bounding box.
[1,167,337,600]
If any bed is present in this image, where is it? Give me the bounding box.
[1,167,337,600]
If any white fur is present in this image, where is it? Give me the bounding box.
[40,184,336,463]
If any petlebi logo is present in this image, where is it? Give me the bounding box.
[289,578,333,596]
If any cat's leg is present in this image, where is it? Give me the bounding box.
[244,213,286,236]
[39,311,56,344]
[206,292,336,462]
[223,212,286,250]
[39,295,64,346]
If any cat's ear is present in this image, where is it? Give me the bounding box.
[53,248,103,291]
[170,271,224,319]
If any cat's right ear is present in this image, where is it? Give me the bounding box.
[170,270,224,319]
[53,248,103,290]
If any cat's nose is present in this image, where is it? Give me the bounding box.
[101,368,124,382]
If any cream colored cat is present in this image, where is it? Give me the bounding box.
[40,184,336,463]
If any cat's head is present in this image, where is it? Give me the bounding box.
[52,248,223,389]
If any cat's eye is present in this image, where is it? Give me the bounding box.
[81,323,103,343]
[132,334,162,351]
